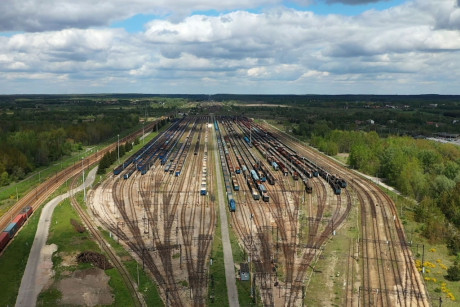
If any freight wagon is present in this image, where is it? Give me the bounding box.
[3,222,19,239]
[0,232,9,251]
[250,170,259,181]
[303,179,313,194]
[262,194,269,202]
[228,198,236,212]
[200,183,207,195]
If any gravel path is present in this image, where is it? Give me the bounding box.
[15,167,97,307]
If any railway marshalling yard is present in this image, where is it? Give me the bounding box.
[89,115,429,307]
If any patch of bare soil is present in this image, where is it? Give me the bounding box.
[57,267,114,306]
[60,251,78,267]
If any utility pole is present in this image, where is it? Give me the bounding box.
[421,244,425,274]
[81,158,86,202]
[117,134,120,162]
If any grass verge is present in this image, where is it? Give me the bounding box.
[37,194,137,306]
[208,198,230,306]
[305,202,360,306]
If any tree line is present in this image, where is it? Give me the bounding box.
[0,106,140,186]
[308,129,460,253]
[97,140,135,175]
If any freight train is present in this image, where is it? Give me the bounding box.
[0,206,33,253]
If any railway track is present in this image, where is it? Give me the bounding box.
[90,116,218,306]
[0,119,163,235]
[263,121,429,306]
[85,115,430,307]
[218,117,352,306]
[69,174,144,307]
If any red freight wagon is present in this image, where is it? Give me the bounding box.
[0,232,9,251]
[13,214,26,228]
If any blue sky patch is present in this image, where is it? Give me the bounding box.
[286,0,407,16]
[110,14,166,32]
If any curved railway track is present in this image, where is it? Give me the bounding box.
[220,117,353,306]
[69,174,144,307]
[263,121,429,306]
[0,119,163,234]
[91,117,217,307]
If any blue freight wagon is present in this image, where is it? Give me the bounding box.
[250,170,259,181]
[228,198,236,212]
[3,222,19,239]
[200,183,207,195]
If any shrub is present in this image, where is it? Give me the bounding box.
[445,265,460,281]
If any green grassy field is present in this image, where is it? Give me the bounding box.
[305,202,360,306]
[37,194,138,306]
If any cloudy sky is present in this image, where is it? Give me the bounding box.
[1,0,460,94]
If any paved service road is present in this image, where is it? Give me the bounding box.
[213,125,240,307]
[15,168,97,307]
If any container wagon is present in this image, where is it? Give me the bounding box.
[3,222,19,239]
